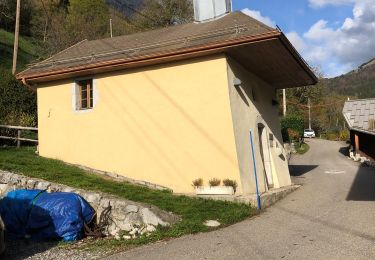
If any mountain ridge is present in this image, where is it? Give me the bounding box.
[323,57,375,99]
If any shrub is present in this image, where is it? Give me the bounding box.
[209,178,221,187]
[281,115,304,142]
[339,130,349,141]
[223,179,238,193]
[0,68,37,126]
[192,178,203,188]
[287,129,300,141]
[327,133,338,141]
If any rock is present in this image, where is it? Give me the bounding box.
[129,228,138,235]
[36,181,50,190]
[0,170,178,240]
[140,208,168,226]
[122,235,131,240]
[83,192,101,206]
[146,224,156,233]
[0,184,9,196]
[125,205,138,213]
[203,220,221,227]
[124,212,142,226]
[61,187,75,193]
[26,179,37,189]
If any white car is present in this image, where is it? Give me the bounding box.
[304,129,316,138]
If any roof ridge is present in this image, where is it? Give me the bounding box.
[238,10,275,31]
[80,11,252,45]
[345,98,375,102]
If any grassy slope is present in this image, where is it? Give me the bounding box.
[0,29,39,72]
[295,142,310,155]
[0,147,255,248]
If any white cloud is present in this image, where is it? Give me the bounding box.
[288,0,375,77]
[304,20,335,41]
[286,31,307,52]
[241,8,275,28]
[309,0,355,8]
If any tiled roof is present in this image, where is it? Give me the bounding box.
[19,11,274,77]
[343,98,375,134]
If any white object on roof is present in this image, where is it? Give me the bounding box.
[193,0,232,22]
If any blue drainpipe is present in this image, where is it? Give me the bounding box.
[250,129,261,210]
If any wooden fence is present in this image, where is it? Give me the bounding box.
[0,125,38,148]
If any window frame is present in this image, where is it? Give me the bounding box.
[74,78,95,111]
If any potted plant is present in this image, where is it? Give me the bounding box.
[223,179,237,194]
[192,178,203,188]
[194,178,234,195]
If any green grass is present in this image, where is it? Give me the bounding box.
[0,29,41,71]
[295,142,310,154]
[0,147,255,249]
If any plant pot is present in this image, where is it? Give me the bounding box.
[195,186,234,195]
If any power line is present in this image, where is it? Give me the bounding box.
[113,0,158,24]
[287,99,344,108]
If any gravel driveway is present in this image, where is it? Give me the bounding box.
[107,139,375,260]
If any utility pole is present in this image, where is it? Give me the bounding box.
[282,89,286,116]
[12,0,21,74]
[308,97,312,129]
[110,19,113,38]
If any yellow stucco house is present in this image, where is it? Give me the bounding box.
[17,12,316,195]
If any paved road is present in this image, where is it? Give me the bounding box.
[108,139,375,260]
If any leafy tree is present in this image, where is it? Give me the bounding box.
[0,0,33,36]
[0,68,37,126]
[32,0,110,54]
[135,0,193,29]
[280,115,304,142]
[66,0,110,41]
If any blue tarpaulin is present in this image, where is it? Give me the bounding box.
[0,189,95,241]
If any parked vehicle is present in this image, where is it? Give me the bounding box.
[304,129,316,138]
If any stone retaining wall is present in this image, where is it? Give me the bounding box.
[0,171,179,239]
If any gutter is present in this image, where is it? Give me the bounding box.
[348,127,375,136]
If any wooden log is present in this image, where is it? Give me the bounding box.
[0,125,38,131]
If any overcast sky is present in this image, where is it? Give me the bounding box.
[232,0,375,78]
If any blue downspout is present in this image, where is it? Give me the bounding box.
[250,129,261,210]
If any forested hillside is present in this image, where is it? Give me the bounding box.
[323,58,375,99]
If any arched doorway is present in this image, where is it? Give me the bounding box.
[258,123,274,190]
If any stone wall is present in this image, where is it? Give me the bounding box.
[0,171,179,239]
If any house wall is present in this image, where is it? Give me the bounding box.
[350,130,375,160]
[226,56,291,194]
[37,54,243,194]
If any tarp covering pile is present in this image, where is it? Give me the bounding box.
[0,189,95,241]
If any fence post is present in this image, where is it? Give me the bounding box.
[17,129,21,148]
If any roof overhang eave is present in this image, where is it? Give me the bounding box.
[349,127,375,136]
[17,30,317,86]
